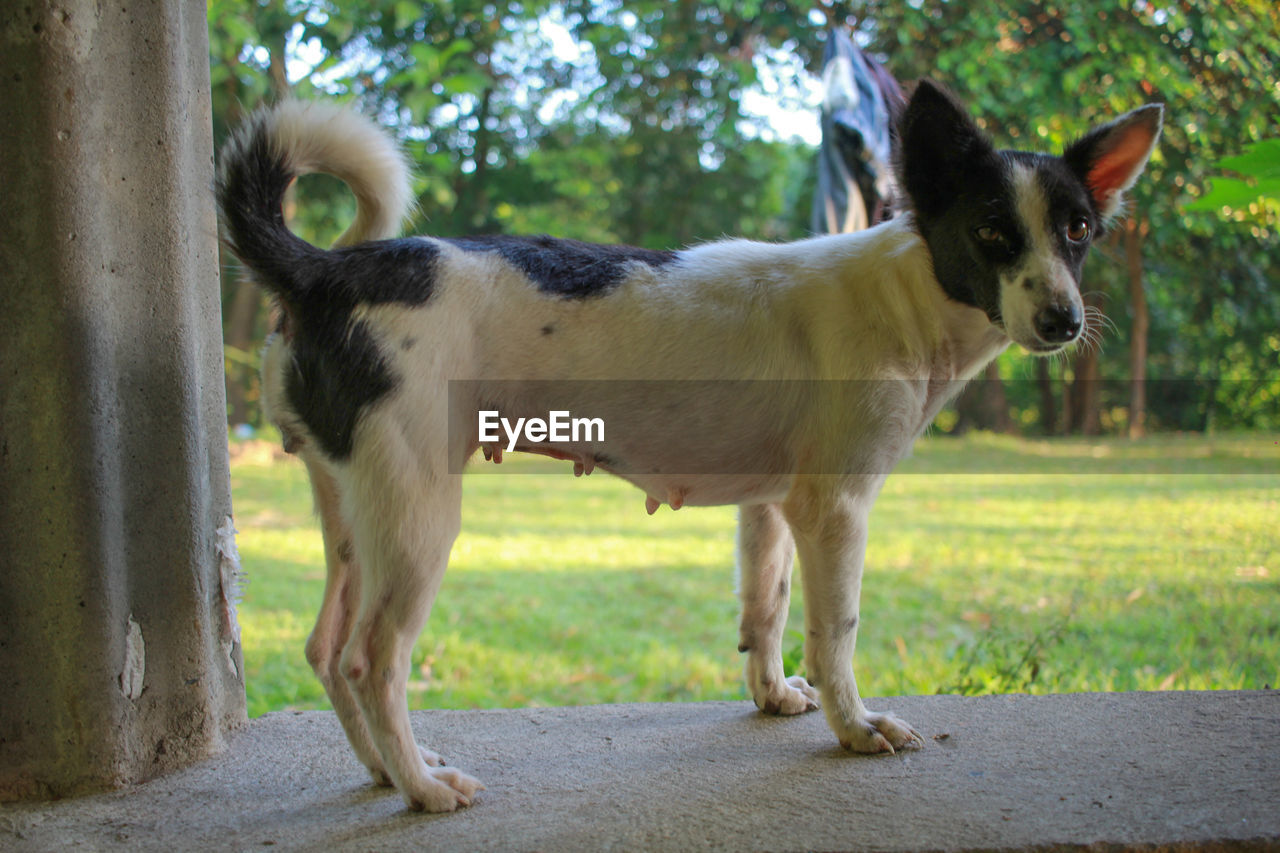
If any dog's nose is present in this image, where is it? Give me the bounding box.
[1034,302,1083,345]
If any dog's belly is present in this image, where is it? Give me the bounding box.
[492,437,796,509]
[618,471,795,508]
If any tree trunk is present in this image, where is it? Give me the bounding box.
[1067,289,1104,435]
[1036,359,1057,435]
[266,14,291,100]
[981,361,1013,433]
[219,18,290,428]
[952,362,1013,434]
[1125,216,1149,438]
[223,275,265,426]
[455,87,494,232]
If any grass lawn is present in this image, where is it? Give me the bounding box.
[230,433,1279,717]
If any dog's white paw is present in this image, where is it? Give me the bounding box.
[403,766,486,813]
[753,674,821,716]
[366,746,448,787]
[837,711,924,754]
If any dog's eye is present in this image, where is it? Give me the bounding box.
[1066,218,1091,242]
[975,225,1004,243]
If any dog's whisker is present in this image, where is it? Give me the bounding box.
[1083,305,1118,338]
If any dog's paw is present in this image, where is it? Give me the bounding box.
[753,674,821,716]
[837,711,924,754]
[403,766,486,813]
[366,746,447,787]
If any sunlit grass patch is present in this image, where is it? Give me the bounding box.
[231,434,1279,717]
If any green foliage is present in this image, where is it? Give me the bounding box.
[1189,138,1280,228]
[232,435,1279,715]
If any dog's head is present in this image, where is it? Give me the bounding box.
[896,80,1162,354]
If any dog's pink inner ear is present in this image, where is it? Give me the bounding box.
[1085,121,1159,211]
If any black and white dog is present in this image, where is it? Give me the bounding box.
[217,80,1161,812]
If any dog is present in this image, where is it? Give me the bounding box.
[216,80,1161,812]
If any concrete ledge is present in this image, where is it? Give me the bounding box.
[2,691,1276,851]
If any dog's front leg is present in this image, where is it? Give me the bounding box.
[737,503,819,715]
[783,477,922,753]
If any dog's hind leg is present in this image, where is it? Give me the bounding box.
[301,454,452,785]
[338,434,482,812]
[784,478,922,754]
[736,503,819,715]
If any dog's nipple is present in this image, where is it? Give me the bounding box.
[645,495,660,515]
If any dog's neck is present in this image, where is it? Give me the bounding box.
[813,216,1010,385]
[793,216,1010,433]
[929,288,1011,383]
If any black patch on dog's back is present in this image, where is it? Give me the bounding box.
[280,239,442,460]
[446,234,678,298]
[219,110,442,462]
[311,238,442,306]
[285,311,395,461]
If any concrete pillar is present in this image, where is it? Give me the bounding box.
[0,1,246,799]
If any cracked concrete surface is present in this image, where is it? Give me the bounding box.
[1,691,1276,851]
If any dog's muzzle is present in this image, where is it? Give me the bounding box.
[1033,301,1083,347]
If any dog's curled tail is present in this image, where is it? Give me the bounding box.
[215,101,413,299]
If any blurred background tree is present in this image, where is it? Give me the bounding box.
[209,0,1279,434]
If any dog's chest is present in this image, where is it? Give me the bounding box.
[918,325,1010,431]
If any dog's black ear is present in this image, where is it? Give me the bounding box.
[895,79,998,219]
[1063,104,1164,222]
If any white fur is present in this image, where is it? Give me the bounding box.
[268,100,414,246]
[1001,163,1083,350]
